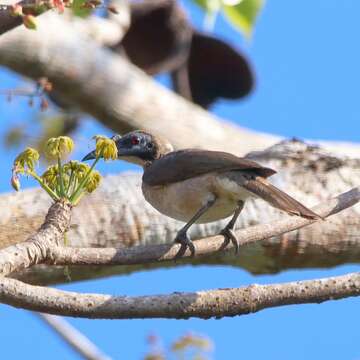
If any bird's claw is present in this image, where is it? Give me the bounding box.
[174,231,195,259]
[220,227,239,254]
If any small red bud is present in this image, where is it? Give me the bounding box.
[54,0,65,13]
[11,173,21,191]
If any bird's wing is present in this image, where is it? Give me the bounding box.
[242,176,322,220]
[143,149,276,186]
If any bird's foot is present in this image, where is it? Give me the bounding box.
[220,227,239,254]
[174,230,195,259]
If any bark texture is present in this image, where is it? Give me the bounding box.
[2,140,360,284]
[2,272,360,319]
[0,173,359,319]
[0,6,360,319]
[0,200,72,275]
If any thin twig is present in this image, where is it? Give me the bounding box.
[36,313,112,360]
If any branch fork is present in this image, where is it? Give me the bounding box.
[0,187,359,319]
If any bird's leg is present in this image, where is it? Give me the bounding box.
[174,197,216,259]
[220,200,244,254]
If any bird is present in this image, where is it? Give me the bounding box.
[83,130,321,257]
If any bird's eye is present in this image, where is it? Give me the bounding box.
[131,136,140,145]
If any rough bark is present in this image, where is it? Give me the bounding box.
[42,186,360,265]
[2,140,360,285]
[0,175,359,319]
[0,9,360,286]
[0,200,72,276]
[0,7,360,320]
[2,271,360,319]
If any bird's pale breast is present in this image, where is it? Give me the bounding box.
[142,171,255,223]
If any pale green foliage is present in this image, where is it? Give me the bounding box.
[193,0,265,38]
[11,135,117,205]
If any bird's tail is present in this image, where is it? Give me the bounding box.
[243,177,323,220]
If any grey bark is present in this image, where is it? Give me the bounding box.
[2,271,360,319]
[0,11,304,154]
[1,12,360,157]
[2,140,360,285]
[0,6,360,319]
[0,177,359,319]
[0,10,360,285]
[0,200,72,276]
[2,183,355,273]
[43,186,360,265]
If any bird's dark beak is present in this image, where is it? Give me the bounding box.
[82,150,96,161]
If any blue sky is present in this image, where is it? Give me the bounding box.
[1,0,360,359]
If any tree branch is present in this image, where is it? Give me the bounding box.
[3,140,360,284]
[0,163,358,320]
[0,200,72,276]
[37,313,112,360]
[0,10,285,153]
[48,187,360,266]
[0,0,40,36]
[1,12,360,157]
[2,271,360,319]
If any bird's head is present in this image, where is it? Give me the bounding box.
[82,130,173,166]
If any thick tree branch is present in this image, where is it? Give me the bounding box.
[1,12,360,157]
[0,162,358,320]
[48,187,360,266]
[2,272,360,319]
[0,11,288,153]
[2,140,360,285]
[0,200,72,276]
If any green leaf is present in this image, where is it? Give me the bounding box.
[223,0,265,38]
[72,0,91,18]
[193,0,208,10]
[193,0,221,12]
